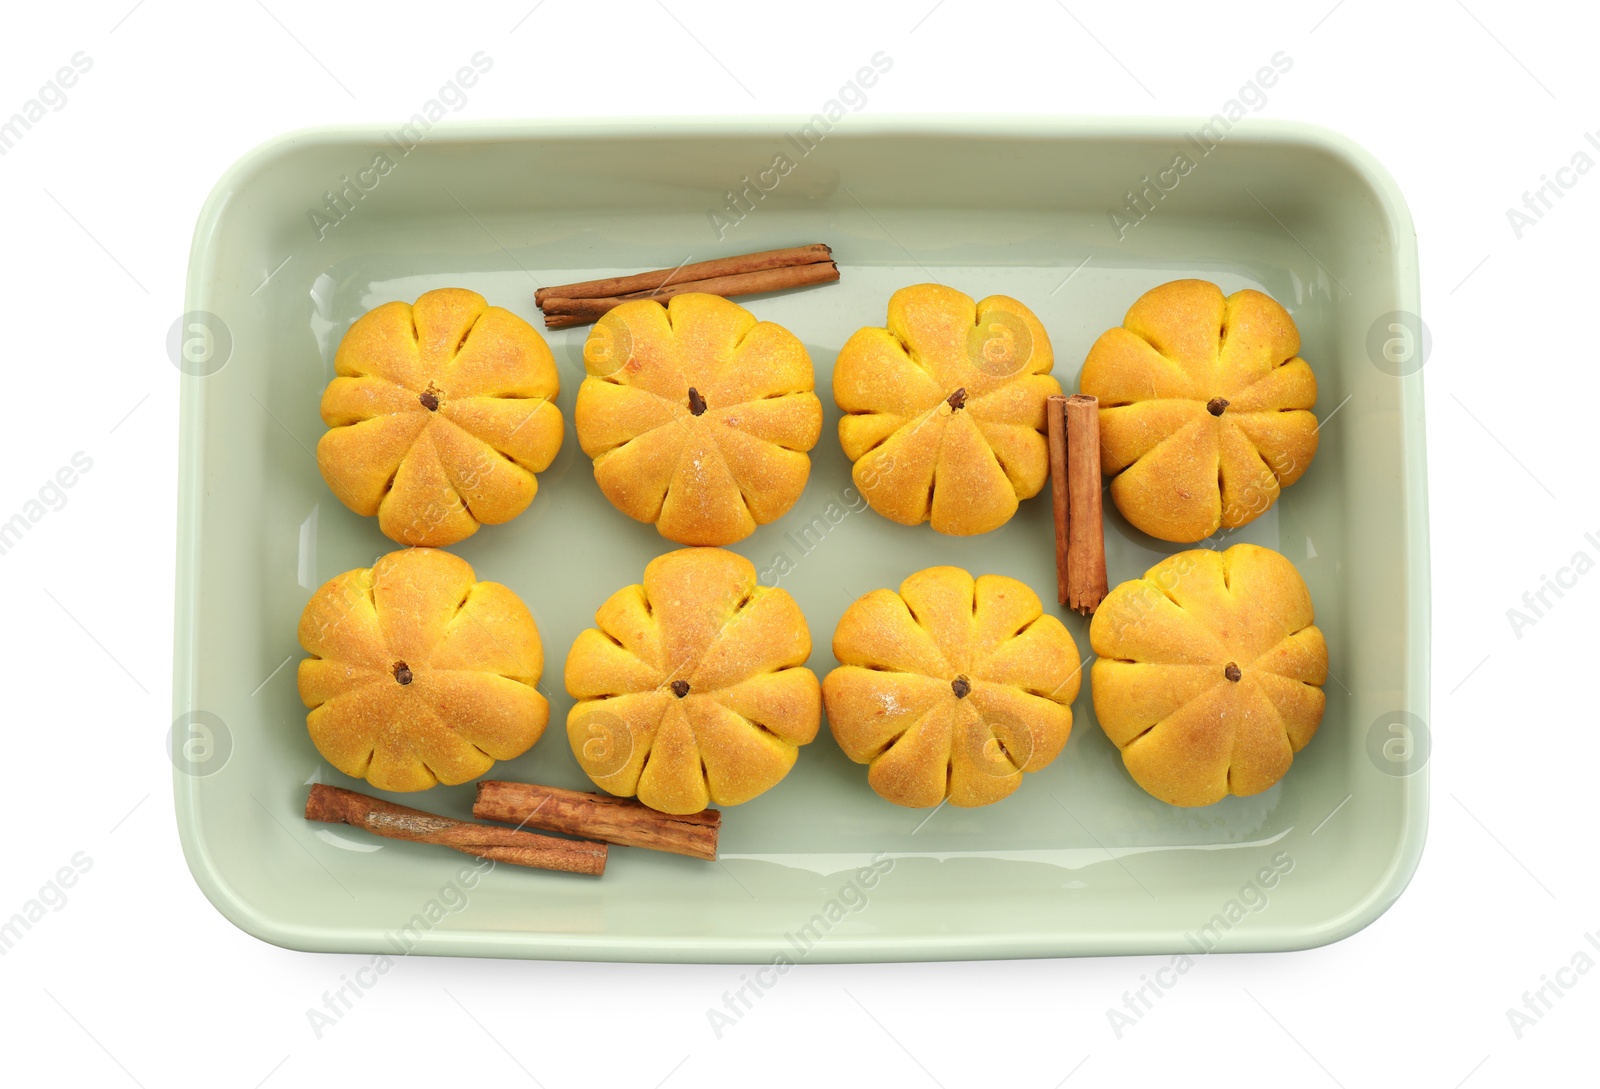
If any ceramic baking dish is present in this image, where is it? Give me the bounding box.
[173,118,1427,961]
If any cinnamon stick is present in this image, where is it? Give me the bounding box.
[1064,394,1109,615]
[540,261,840,329]
[1047,394,1070,606]
[304,784,606,876]
[535,244,833,306]
[474,781,720,861]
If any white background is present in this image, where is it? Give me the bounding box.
[1,1,1592,1086]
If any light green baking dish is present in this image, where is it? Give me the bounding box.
[173,117,1427,962]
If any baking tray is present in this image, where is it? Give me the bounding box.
[173,118,1427,961]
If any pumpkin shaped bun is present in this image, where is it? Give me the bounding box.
[1079,279,1318,543]
[564,548,821,815]
[1089,544,1328,807]
[316,288,564,547]
[574,294,823,546]
[834,284,1060,536]
[297,548,549,792]
[823,566,1081,808]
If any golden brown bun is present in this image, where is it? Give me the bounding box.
[317,288,564,547]
[1079,279,1317,543]
[1088,544,1328,807]
[823,566,1080,808]
[564,547,820,814]
[574,294,822,546]
[834,284,1060,536]
[297,548,549,792]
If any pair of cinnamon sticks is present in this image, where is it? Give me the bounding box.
[1048,394,1109,615]
[535,243,838,329]
[304,780,720,877]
